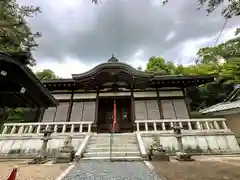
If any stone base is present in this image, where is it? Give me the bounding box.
[175,152,194,161]
[54,157,72,164]
[28,155,49,164]
[149,152,170,161]
[54,151,75,164]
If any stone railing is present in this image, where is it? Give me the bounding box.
[0,121,93,135]
[135,118,229,132]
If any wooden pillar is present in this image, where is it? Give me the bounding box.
[94,90,99,125]
[66,92,74,122]
[53,106,58,122]
[36,108,44,122]
[182,88,191,118]
[156,88,164,119]
[93,90,99,132]
[131,90,136,131]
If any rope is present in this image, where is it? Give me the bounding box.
[214,19,228,46]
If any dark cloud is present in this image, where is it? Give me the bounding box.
[19,0,239,65]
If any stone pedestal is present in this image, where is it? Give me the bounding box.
[148,136,170,162]
[55,137,75,163]
[175,152,193,161]
[150,151,170,161]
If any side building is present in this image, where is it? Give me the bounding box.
[200,85,240,143]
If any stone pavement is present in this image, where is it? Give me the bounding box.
[62,161,159,180]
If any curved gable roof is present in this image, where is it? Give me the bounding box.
[72,58,152,80]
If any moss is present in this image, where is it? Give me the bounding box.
[8,149,21,154]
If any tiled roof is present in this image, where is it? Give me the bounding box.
[200,100,240,114]
[200,86,240,114]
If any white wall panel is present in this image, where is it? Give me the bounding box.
[73,93,97,100]
[133,91,157,98]
[42,107,56,122]
[53,94,71,100]
[55,102,69,122]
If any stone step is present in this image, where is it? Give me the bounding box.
[91,134,136,137]
[88,140,137,144]
[90,135,136,139]
[88,142,138,146]
[81,156,143,161]
[89,139,137,142]
[83,151,141,158]
[92,133,135,136]
[85,147,139,152]
[86,144,139,148]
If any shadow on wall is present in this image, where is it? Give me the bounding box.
[7,148,61,157]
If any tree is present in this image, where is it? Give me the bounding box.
[137,66,143,71]
[197,37,240,63]
[162,0,240,19]
[146,56,176,75]
[197,37,240,84]
[35,69,57,81]
[145,56,234,111]
[0,0,41,66]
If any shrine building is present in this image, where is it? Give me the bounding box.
[41,55,213,133]
[1,53,239,160]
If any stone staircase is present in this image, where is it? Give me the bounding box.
[82,133,142,161]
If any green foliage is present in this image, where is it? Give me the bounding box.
[145,56,235,111]
[35,69,57,81]
[163,0,240,19]
[0,0,41,65]
[235,28,240,36]
[197,37,240,84]
[197,37,240,64]
[146,56,176,75]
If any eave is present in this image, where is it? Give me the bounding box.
[0,52,59,107]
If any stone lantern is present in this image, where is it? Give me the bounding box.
[29,126,54,164]
[172,122,193,161]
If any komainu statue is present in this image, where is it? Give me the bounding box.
[55,136,75,163]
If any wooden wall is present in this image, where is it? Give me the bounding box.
[41,88,190,122]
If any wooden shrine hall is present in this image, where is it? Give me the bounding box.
[41,55,214,133]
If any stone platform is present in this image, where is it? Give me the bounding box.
[0,118,239,160]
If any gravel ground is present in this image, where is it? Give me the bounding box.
[0,161,69,180]
[151,160,240,180]
[62,161,159,180]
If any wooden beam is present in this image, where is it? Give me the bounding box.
[131,90,136,121]
[66,92,74,122]
[156,88,164,119]
[94,89,99,126]
[182,88,192,118]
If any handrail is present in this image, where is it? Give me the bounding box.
[1,121,93,134]
[136,132,147,158]
[75,134,91,161]
[135,118,226,123]
[110,124,113,162]
[3,121,93,126]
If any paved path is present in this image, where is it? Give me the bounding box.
[62,161,159,180]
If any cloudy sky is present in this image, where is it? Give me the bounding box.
[19,0,239,78]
